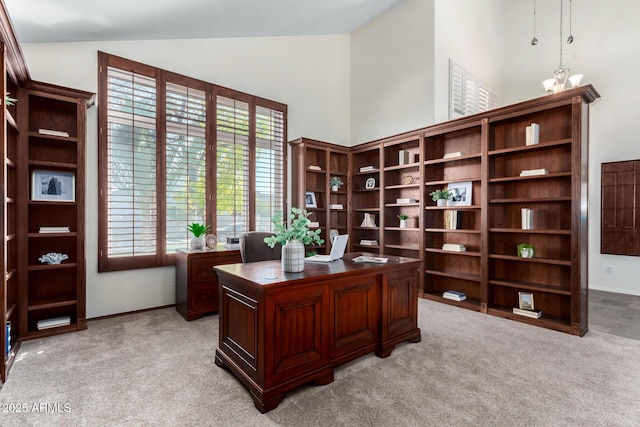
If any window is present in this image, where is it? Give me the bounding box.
[449,59,498,119]
[98,53,287,271]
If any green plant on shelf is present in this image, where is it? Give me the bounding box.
[5,92,17,107]
[397,214,409,220]
[329,176,343,189]
[429,188,452,201]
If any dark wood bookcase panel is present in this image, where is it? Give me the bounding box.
[17,82,93,339]
[349,144,381,252]
[601,160,640,256]
[289,138,349,254]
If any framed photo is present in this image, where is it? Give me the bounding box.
[305,191,317,208]
[447,181,472,206]
[31,170,75,202]
[329,229,339,244]
[365,177,376,189]
[518,292,535,310]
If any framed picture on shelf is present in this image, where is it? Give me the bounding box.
[518,292,535,310]
[305,191,317,208]
[365,177,376,189]
[447,181,472,206]
[31,170,75,202]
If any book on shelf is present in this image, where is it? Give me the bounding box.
[39,226,71,233]
[520,168,549,176]
[443,151,465,159]
[396,198,417,204]
[359,165,375,172]
[352,255,388,264]
[512,307,543,318]
[329,204,344,210]
[307,165,322,171]
[37,316,71,330]
[444,210,462,230]
[442,291,467,301]
[308,221,320,228]
[360,213,377,228]
[38,128,70,138]
[521,208,534,230]
[5,321,10,356]
[442,243,466,252]
[525,123,540,146]
[359,239,378,246]
[399,150,411,165]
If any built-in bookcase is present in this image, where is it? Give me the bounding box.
[289,138,349,254]
[17,82,93,340]
[349,143,381,253]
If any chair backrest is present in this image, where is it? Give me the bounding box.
[240,232,281,263]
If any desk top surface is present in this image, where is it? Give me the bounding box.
[214,252,421,287]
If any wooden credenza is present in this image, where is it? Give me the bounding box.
[214,253,422,412]
[175,248,241,321]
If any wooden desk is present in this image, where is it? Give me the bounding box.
[214,253,422,413]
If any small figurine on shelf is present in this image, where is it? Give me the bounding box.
[397,214,409,228]
[517,243,535,258]
[330,176,343,192]
[429,188,452,207]
[38,252,69,265]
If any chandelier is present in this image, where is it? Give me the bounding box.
[531,0,583,94]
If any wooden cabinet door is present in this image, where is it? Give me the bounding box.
[601,160,640,256]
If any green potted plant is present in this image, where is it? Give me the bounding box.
[329,176,343,191]
[429,188,453,206]
[397,214,409,228]
[264,207,324,272]
[187,222,211,250]
[517,243,535,258]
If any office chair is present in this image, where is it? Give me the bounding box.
[239,231,281,263]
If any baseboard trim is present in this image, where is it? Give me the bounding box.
[88,304,176,322]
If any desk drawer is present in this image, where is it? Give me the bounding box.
[189,252,240,284]
[191,283,218,312]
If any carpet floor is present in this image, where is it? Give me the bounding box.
[1,299,639,426]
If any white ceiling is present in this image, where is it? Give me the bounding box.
[4,0,404,43]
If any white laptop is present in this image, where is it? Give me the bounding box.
[305,234,349,262]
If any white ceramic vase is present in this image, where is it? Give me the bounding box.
[331,185,339,192]
[437,199,447,207]
[282,239,305,272]
[190,236,205,250]
[399,219,408,228]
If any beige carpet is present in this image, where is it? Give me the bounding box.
[1,298,639,426]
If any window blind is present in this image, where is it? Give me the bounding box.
[105,66,157,258]
[216,95,250,240]
[165,82,207,253]
[449,59,498,119]
[255,105,285,232]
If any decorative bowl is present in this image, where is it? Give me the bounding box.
[39,252,69,265]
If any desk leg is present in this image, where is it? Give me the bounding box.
[376,328,421,358]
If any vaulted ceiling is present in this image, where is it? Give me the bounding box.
[5,0,404,43]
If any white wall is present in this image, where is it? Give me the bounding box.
[350,0,435,145]
[433,0,505,123]
[21,35,351,317]
[502,0,640,296]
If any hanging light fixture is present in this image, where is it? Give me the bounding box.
[532,0,583,94]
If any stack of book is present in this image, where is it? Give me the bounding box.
[525,123,540,146]
[442,290,466,301]
[308,221,320,228]
[443,151,465,159]
[308,165,322,171]
[520,168,549,177]
[359,165,375,172]
[37,316,71,330]
[396,198,417,204]
[521,208,534,230]
[442,243,466,252]
[361,213,377,227]
[512,307,543,318]
[39,226,70,233]
[359,239,378,246]
[352,255,388,264]
[444,210,462,230]
[329,204,343,210]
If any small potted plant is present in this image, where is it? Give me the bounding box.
[429,188,453,206]
[264,207,324,272]
[187,223,211,250]
[517,243,535,258]
[330,176,343,191]
[397,214,409,228]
